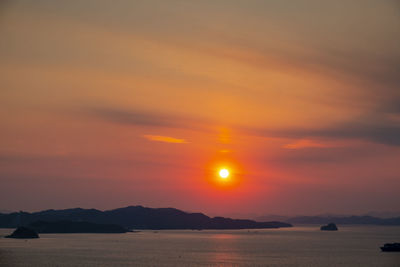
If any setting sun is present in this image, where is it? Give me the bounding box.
[0,1,397,265]
[219,169,230,179]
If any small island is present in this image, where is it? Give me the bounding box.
[5,227,39,239]
[320,223,338,231]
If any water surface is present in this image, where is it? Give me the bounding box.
[1,226,399,266]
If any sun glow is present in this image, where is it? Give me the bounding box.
[205,157,242,189]
[219,168,230,179]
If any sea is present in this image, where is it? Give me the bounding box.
[1,225,399,266]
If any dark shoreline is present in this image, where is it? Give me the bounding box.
[0,205,292,230]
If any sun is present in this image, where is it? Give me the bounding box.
[219,168,230,179]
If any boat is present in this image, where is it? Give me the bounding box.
[380,243,400,252]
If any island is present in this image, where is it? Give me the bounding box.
[28,220,129,233]
[0,206,292,230]
[320,223,338,231]
[5,227,39,239]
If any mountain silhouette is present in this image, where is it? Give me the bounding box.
[0,206,292,230]
[28,220,128,233]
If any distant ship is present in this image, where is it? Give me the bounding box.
[380,243,400,252]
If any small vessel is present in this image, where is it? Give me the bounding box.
[380,243,400,252]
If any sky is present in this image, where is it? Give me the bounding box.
[1,0,399,217]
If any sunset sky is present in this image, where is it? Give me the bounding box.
[1,0,399,217]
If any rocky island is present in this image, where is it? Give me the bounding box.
[5,227,39,239]
[320,223,338,231]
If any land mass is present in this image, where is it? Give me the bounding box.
[28,220,129,233]
[5,227,39,239]
[0,206,292,230]
[320,223,338,231]
[286,215,400,225]
[256,215,400,225]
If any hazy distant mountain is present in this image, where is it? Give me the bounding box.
[284,215,400,225]
[256,215,291,222]
[363,211,400,219]
[255,212,400,225]
[0,206,292,230]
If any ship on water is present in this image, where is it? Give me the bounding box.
[380,243,400,252]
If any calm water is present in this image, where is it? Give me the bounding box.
[1,226,399,266]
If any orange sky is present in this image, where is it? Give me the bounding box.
[0,0,399,217]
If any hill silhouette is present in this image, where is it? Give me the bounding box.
[0,206,292,230]
[28,220,128,233]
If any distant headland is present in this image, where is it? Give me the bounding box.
[257,215,400,225]
[0,206,292,231]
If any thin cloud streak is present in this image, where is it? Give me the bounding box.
[88,107,214,132]
[283,139,336,149]
[143,135,188,144]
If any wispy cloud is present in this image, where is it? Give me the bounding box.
[283,139,336,149]
[89,108,183,128]
[243,112,400,147]
[88,106,400,146]
[143,135,188,144]
[88,107,212,132]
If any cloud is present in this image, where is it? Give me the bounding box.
[88,107,212,132]
[252,121,400,147]
[202,32,400,93]
[88,106,400,147]
[268,144,395,165]
[89,108,183,128]
[241,108,400,147]
[283,139,336,149]
[309,115,400,146]
[143,135,188,144]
